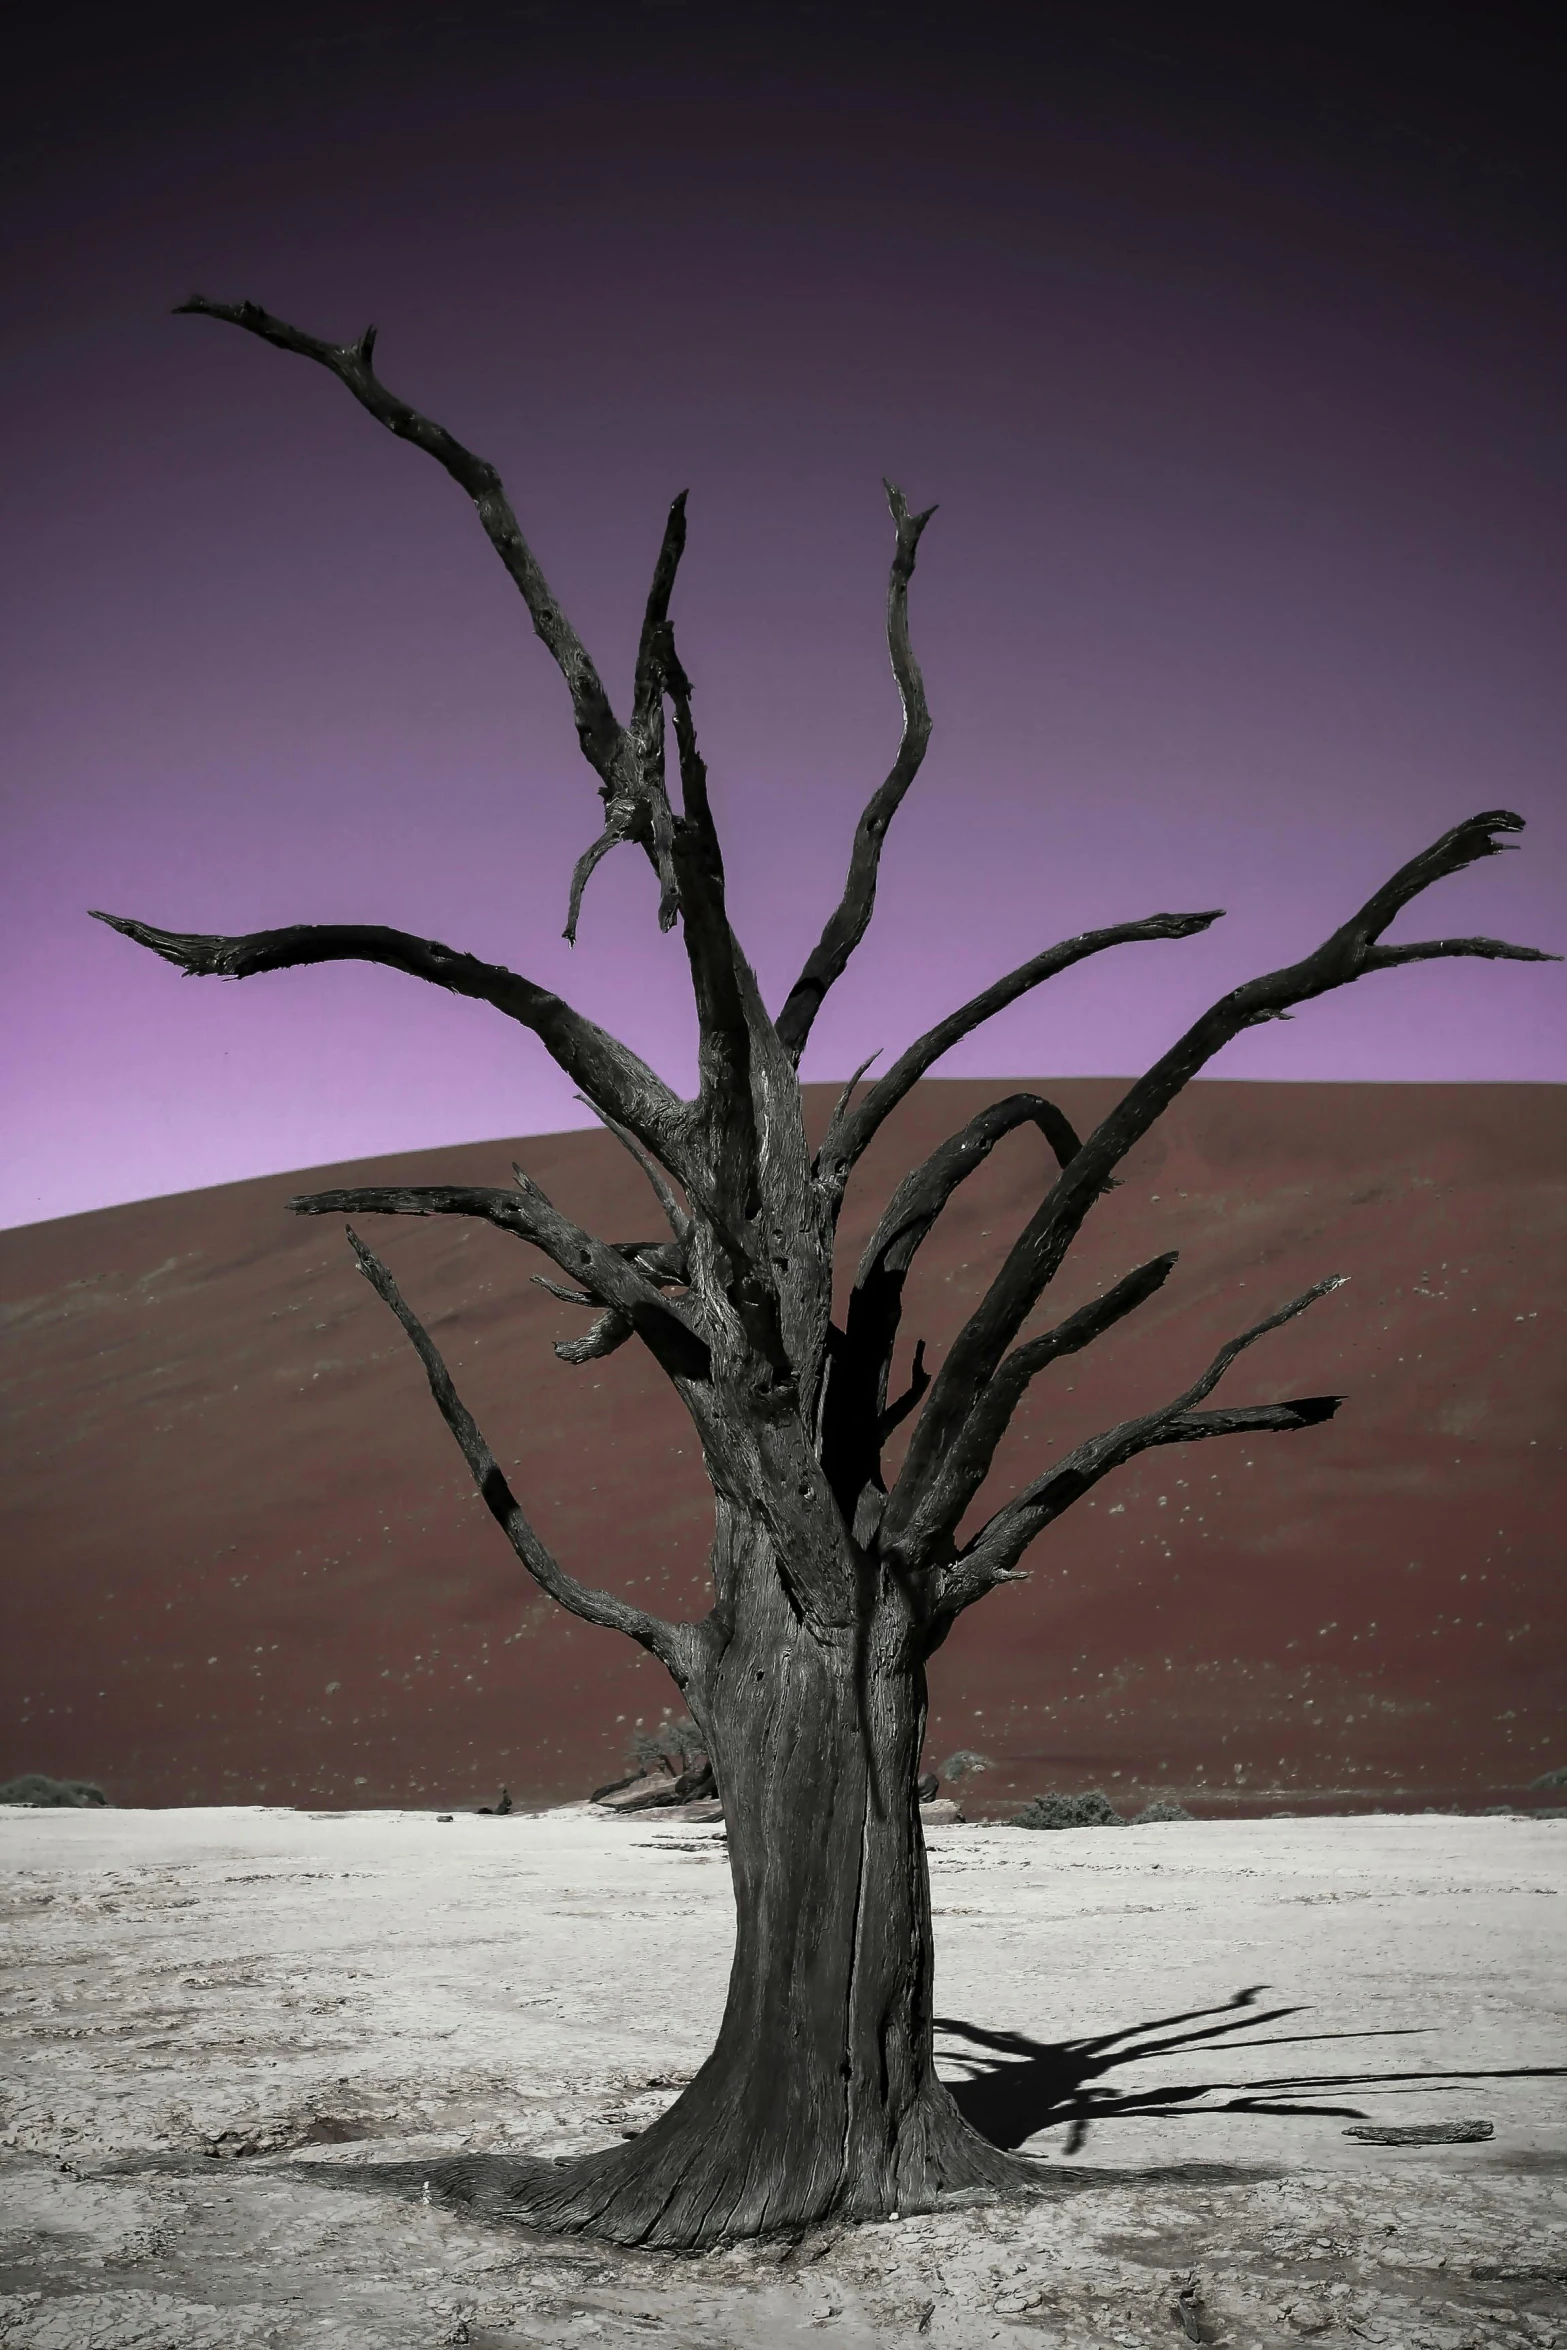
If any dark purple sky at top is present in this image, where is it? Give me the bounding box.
[3,2,1563,1230]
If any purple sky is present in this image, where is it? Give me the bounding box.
[4,5,1563,1231]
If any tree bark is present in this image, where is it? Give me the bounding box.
[409,1509,1033,2245]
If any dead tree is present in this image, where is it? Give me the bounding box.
[93,297,1555,2247]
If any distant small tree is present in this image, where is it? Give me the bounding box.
[1014,1789,1124,1830]
[0,1774,108,1807]
[626,1714,706,1777]
[94,295,1554,2246]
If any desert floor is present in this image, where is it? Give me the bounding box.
[1,1806,1563,2349]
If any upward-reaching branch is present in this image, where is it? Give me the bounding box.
[88,911,690,1171]
[886,809,1556,1551]
[816,910,1226,1200]
[775,481,937,1061]
[1061,812,1556,1225]
[885,1249,1181,1567]
[821,1093,1097,1519]
[936,1277,1350,1622]
[647,557,838,1403]
[655,624,760,1240]
[175,296,679,934]
[650,617,835,1403]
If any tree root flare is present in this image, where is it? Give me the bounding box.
[276,2125,1050,2249]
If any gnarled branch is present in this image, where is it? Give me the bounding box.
[539,1226,691,1369]
[624,491,688,930]
[1069,814,1556,1217]
[175,296,679,936]
[775,480,937,1060]
[554,1308,635,1365]
[562,492,690,938]
[561,828,622,948]
[885,809,1556,1524]
[815,910,1225,1199]
[343,1227,696,1681]
[90,910,689,1171]
[286,1178,710,1384]
[941,1276,1349,1616]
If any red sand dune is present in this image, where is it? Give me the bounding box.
[2,1079,1561,1816]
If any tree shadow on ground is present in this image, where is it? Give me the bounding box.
[935,1987,1567,2155]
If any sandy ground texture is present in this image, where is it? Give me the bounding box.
[1,1805,1563,2349]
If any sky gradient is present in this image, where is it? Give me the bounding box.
[4,3,1563,1231]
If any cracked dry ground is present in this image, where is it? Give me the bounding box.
[1,1808,1562,2348]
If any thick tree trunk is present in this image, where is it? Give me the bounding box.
[411,1511,1036,2246]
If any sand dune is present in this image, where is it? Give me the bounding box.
[2,1079,1561,1814]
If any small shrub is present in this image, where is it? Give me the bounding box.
[940,1748,992,1784]
[1530,1765,1567,1790]
[1133,1799,1193,1823]
[1014,1788,1125,1831]
[627,1715,706,1777]
[0,1773,108,1807]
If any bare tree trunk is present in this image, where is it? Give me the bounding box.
[96,294,1553,2251]
[414,1509,1030,2244]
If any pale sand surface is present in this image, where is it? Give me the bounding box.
[1,1806,1563,2347]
